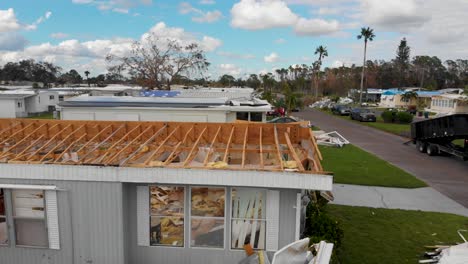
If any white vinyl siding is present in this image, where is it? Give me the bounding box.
[266,190,280,251]
[46,190,60,249]
[136,186,150,246]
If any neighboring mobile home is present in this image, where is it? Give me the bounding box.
[0,119,331,264]
[430,94,468,114]
[0,90,59,118]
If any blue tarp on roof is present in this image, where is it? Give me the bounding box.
[382,90,441,96]
[140,90,181,97]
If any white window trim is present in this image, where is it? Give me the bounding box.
[188,186,226,250]
[148,184,186,248]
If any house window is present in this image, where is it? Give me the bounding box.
[236,112,249,121]
[149,186,185,247]
[12,189,48,247]
[250,112,263,122]
[0,189,7,245]
[49,95,55,100]
[231,188,266,250]
[17,102,22,108]
[190,187,225,248]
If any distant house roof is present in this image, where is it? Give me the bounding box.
[381,90,441,97]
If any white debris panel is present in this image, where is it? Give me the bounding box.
[419,230,468,264]
[316,131,350,147]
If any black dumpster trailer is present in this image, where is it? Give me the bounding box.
[411,114,468,160]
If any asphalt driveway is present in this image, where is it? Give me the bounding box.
[295,109,468,208]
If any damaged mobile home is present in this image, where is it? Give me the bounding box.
[0,119,331,264]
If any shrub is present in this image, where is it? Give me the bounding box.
[303,192,344,248]
[396,111,414,124]
[381,110,396,123]
[32,82,39,89]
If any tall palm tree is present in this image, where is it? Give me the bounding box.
[313,45,328,97]
[357,27,376,105]
[84,70,90,87]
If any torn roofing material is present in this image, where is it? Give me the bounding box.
[0,119,324,174]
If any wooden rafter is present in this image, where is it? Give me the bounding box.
[259,126,264,169]
[284,132,305,171]
[143,125,181,165]
[203,125,221,166]
[0,123,48,159]
[0,122,21,139]
[241,126,248,168]
[39,125,85,162]
[308,129,323,160]
[273,125,284,170]
[222,126,235,163]
[7,135,46,161]
[78,124,125,163]
[26,124,72,161]
[182,126,207,167]
[104,125,153,165]
[119,124,167,166]
[53,134,87,162]
[93,125,142,163]
[163,125,194,165]
[74,124,113,155]
[0,122,36,145]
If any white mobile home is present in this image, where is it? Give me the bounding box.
[430,94,468,114]
[0,90,59,118]
[0,119,332,264]
[58,95,271,123]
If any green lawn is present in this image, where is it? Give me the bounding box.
[25,112,55,119]
[328,204,468,264]
[319,144,426,188]
[321,109,411,137]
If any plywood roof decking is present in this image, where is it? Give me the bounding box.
[0,119,324,174]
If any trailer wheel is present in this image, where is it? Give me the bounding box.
[426,144,438,156]
[416,141,426,153]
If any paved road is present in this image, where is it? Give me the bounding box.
[295,109,468,208]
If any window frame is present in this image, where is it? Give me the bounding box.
[148,185,186,248]
[229,187,267,251]
[11,189,49,249]
[0,188,9,247]
[188,186,227,250]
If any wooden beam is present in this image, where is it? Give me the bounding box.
[308,129,323,160]
[0,123,48,159]
[26,124,72,161]
[222,126,235,163]
[103,125,153,165]
[241,126,248,168]
[93,124,142,163]
[284,132,305,171]
[182,126,207,167]
[39,125,85,162]
[0,122,21,140]
[53,134,87,162]
[119,124,167,166]
[7,135,45,161]
[0,122,36,145]
[259,126,264,169]
[143,125,180,165]
[78,124,125,162]
[74,124,113,155]
[203,125,221,166]
[273,125,284,170]
[163,125,194,165]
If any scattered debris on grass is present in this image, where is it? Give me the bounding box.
[316,131,350,147]
[419,230,468,264]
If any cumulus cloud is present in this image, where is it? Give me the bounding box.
[361,0,430,30]
[0,33,28,51]
[219,63,242,76]
[50,32,70,39]
[217,51,255,59]
[112,8,129,14]
[294,18,339,36]
[0,9,21,33]
[72,0,152,13]
[179,2,222,23]
[231,0,298,30]
[264,52,279,63]
[230,0,342,36]
[25,11,53,30]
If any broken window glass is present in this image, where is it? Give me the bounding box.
[150,186,185,247]
[190,187,225,248]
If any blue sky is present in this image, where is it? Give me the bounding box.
[0,0,467,79]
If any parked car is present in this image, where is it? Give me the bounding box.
[332,105,351,115]
[350,108,377,122]
[267,107,285,117]
[267,116,312,127]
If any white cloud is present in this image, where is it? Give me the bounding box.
[217,51,255,59]
[294,18,339,36]
[231,0,298,30]
[317,7,340,15]
[192,10,222,23]
[360,0,430,30]
[219,63,242,76]
[200,0,216,4]
[275,38,286,44]
[24,10,53,31]
[50,32,70,39]
[179,2,222,23]
[72,0,152,12]
[264,52,279,63]
[112,8,129,14]
[0,9,21,33]
[0,33,28,51]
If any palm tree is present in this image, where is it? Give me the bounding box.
[84,70,90,87]
[313,45,328,97]
[401,91,418,106]
[357,27,376,105]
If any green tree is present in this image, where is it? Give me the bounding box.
[218,74,235,87]
[357,27,376,105]
[401,91,418,106]
[313,45,328,97]
[395,38,410,88]
[84,70,90,87]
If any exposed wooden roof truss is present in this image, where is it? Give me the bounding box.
[0,119,324,174]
